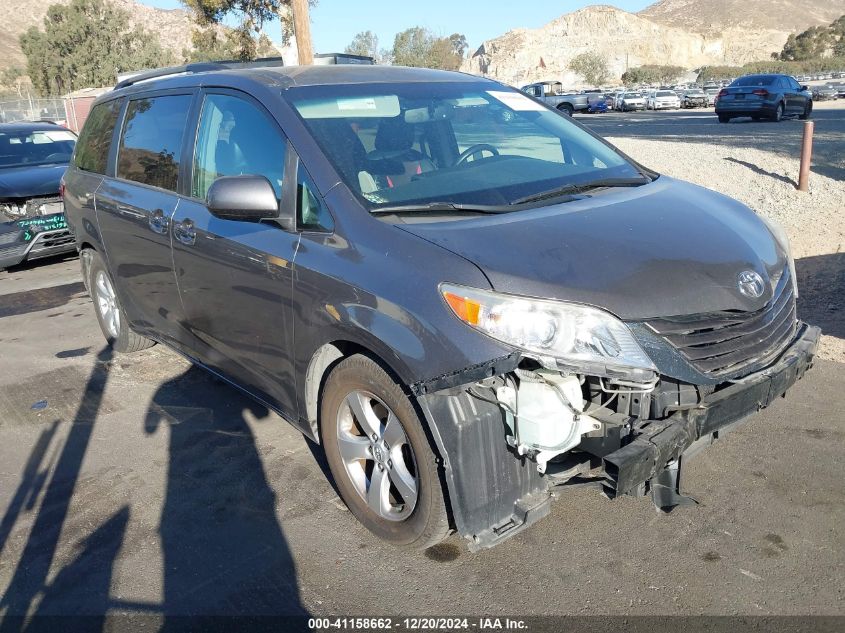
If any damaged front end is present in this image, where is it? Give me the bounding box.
[0,197,74,269]
[413,283,820,551]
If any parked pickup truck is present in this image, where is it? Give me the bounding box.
[521,81,589,115]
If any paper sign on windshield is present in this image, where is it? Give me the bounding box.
[486,91,546,112]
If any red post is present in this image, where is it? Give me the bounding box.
[798,120,814,192]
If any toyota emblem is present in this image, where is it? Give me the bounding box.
[738,270,765,299]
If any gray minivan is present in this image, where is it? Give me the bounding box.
[63,62,818,551]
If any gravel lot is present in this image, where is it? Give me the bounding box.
[583,100,845,361]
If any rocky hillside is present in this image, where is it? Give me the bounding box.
[0,0,224,74]
[639,0,844,36]
[463,1,844,87]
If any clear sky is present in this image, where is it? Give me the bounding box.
[141,1,654,54]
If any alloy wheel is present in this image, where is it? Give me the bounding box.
[336,390,419,521]
[94,270,120,338]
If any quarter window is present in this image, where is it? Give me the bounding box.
[297,166,333,232]
[73,99,120,174]
[117,95,192,191]
[192,93,286,201]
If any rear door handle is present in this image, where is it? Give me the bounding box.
[173,218,196,246]
[149,209,169,234]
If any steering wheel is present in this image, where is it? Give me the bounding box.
[455,143,500,166]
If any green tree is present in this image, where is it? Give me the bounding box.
[345,30,379,58]
[182,0,316,58]
[696,65,743,83]
[392,27,466,70]
[779,15,844,60]
[185,26,279,62]
[392,27,432,67]
[568,52,609,87]
[20,0,172,96]
[833,16,845,56]
[448,33,468,58]
[621,64,685,86]
[0,67,29,97]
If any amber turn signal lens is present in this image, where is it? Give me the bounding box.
[443,291,481,325]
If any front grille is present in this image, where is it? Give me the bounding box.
[29,229,74,253]
[646,272,797,378]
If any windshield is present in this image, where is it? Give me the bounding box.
[656,91,675,97]
[287,82,642,212]
[0,128,77,168]
[732,75,776,87]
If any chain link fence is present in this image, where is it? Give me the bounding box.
[0,97,67,125]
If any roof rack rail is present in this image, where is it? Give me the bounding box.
[114,57,286,90]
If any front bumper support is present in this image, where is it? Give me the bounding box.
[603,323,820,498]
[417,323,818,549]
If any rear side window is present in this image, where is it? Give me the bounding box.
[117,95,192,191]
[192,93,287,200]
[73,100,120,174]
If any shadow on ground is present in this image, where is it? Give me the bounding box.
[0,348,119,632]
[0,355,307,631]
[722,157,798,187]
[143,366,306,621]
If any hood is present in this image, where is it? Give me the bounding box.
[0,164,67,199]
[397,177,786,320]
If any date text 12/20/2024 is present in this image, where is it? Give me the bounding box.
[309,618,528,630]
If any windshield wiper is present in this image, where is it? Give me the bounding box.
[370,201,512,215]
[509,176,650,206]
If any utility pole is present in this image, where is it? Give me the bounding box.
[291,0,314,65]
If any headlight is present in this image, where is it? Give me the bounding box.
[759,215,798,298]
[440,283,657,378]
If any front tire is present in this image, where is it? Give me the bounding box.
[321,355,450,549]
[718,114,731,123]
[799,101,812,120]
[86,250,155,353]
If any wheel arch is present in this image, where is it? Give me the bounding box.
[304,339,415,443]
[305,339,458,534]
[78,241,98,292]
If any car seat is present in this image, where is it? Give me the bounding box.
[368,117,434,188]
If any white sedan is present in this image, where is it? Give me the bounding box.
[646,90,681,110]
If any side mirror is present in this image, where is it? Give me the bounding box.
[206,175,282,223]
[801,85,809,92]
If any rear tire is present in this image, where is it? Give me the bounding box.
[558,103,574,116]
[799,101,812,120]
[86,249,155,353]
[321,355,450,549]
[718,114,731,123]
[771,102,784,122]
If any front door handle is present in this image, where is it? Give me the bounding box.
[149,209,169,234]
[174,218,196,246]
